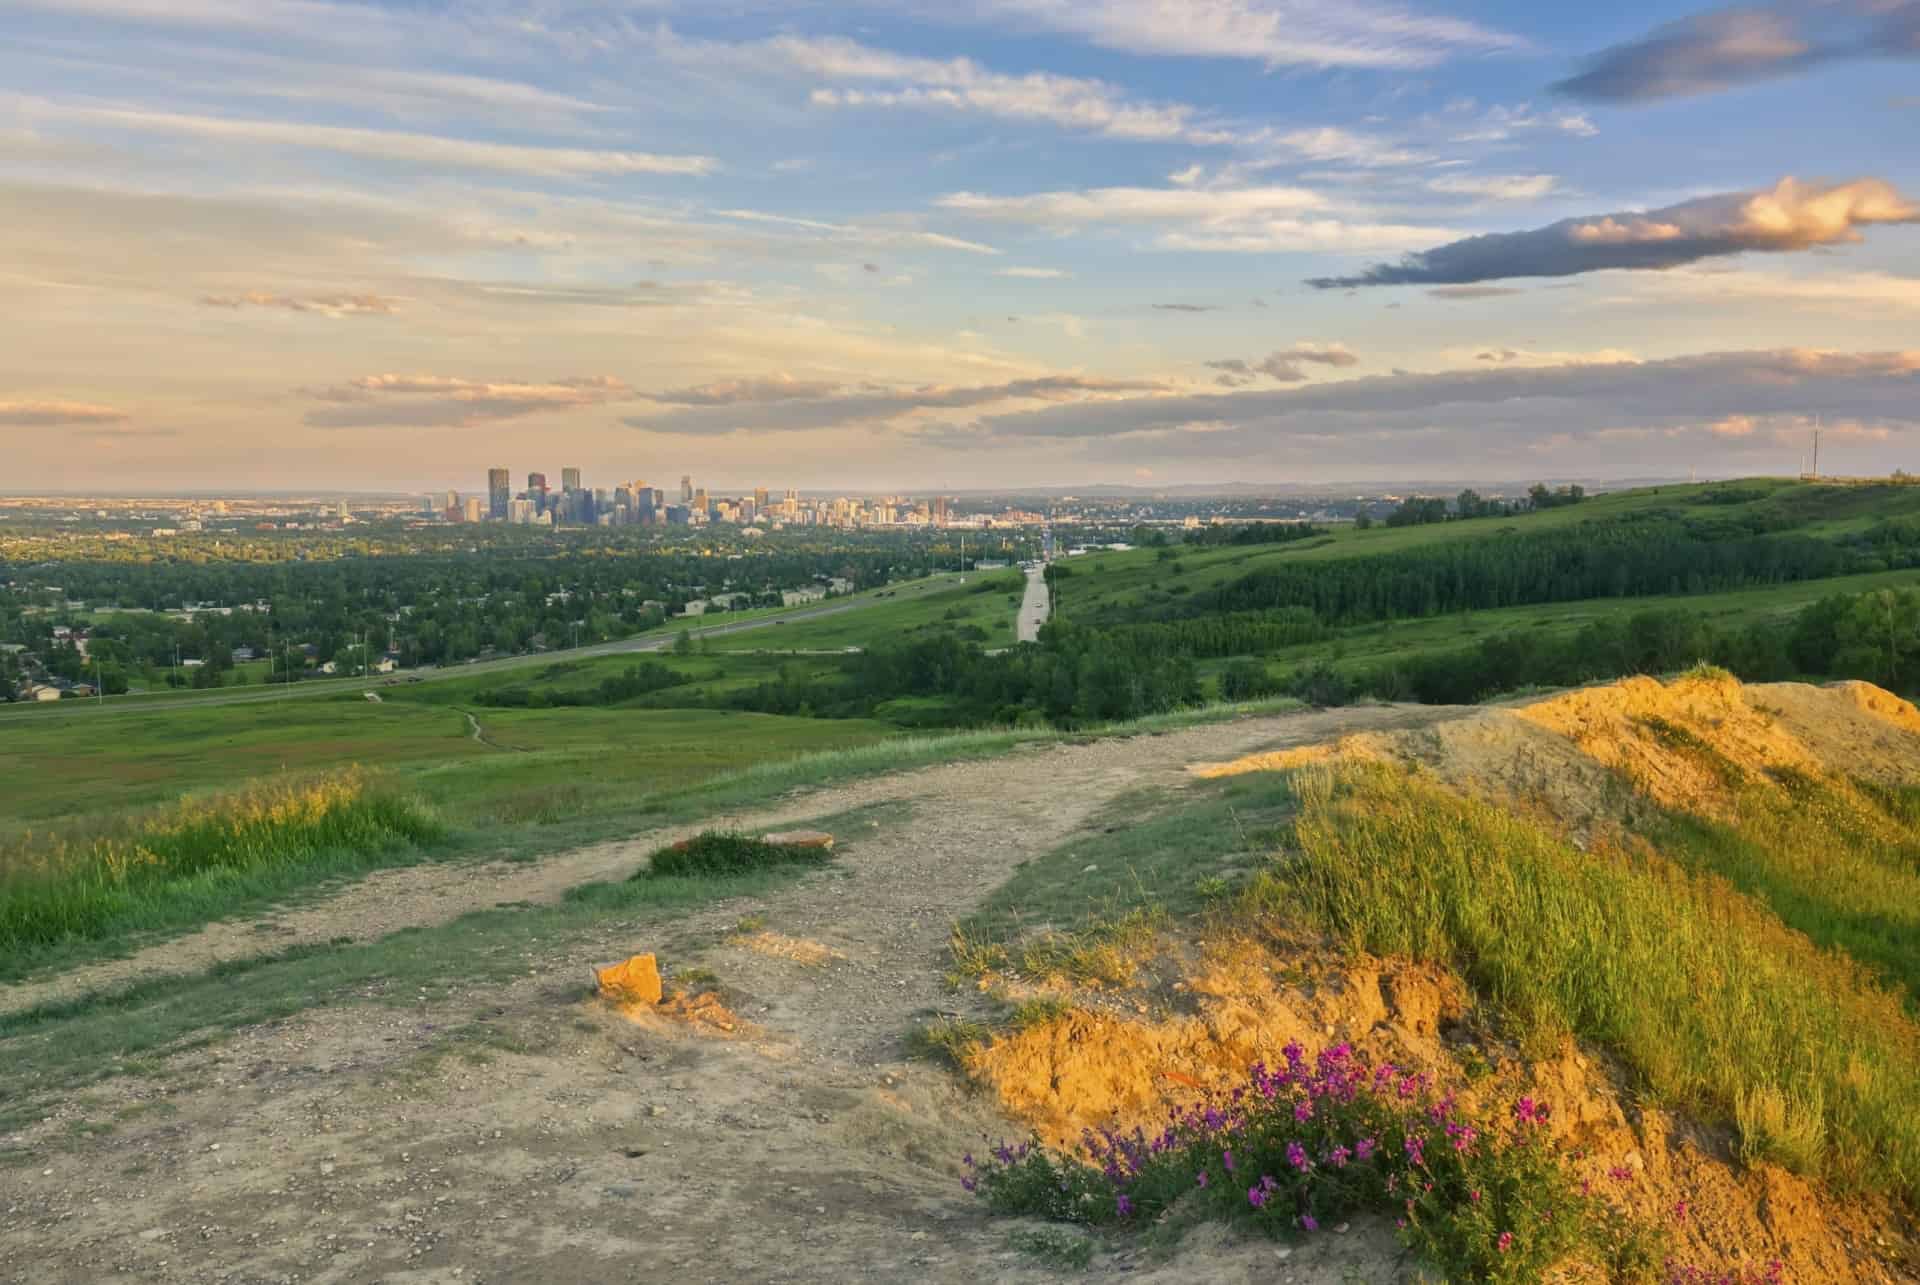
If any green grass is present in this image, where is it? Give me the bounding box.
[1644,768,1920,1009]
[0,858,823,1101]
[642,831,835,879]
[958,772,1298,952]
[0,770,442,971]
[1263,763,1920,1206]
[1053,479,1920,628]
[711,570,1025,652]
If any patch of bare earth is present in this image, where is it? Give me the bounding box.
[0,705,1453,1284]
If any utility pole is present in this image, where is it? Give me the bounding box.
[1811,420,1822,481]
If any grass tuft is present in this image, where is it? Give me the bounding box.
[640,832,834,879]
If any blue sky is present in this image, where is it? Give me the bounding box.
[3,0,1916,491]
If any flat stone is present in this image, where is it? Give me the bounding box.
[761,830,834,851]
[595,954,664,1005]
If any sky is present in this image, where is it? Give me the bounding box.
[2,0,1917,493]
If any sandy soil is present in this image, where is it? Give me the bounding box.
[0,704,1456,1285]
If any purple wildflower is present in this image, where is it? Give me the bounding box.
[1247,1185,1266,1209]
[1116,1194,1133,1217]
[1299,1214,1318,1232]
[1286,1140,1310,1172]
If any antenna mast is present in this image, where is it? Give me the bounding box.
[1811,418,1822,480]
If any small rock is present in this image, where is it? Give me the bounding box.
[139,1229,166,1242]
[319,1163,336,1177]
[208,1144,220,1152]
[1274,1247,1292,1261]
[1082,864,1098,873]
[762,830,834,851]
[595,954,664,1006]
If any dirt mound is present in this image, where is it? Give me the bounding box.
[1196,675,1920,833]
[964,941,1899,1283]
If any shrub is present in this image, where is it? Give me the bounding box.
[965,1043,1659,1283]
[641,831,833,879]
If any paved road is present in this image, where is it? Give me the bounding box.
[0,595,884,720]
[1016,561,1051,643]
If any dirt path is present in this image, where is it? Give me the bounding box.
[0,705,1458,1284]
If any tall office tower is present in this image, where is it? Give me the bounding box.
[754,486,769,511]
[562,467,582,493]
[487,468,510,520]
[442,490,458,514]
[465,495,486,523]
[692,488,709,514]
[680,475,694,504]
[933,495,951,526]
[614,485,634,519]
[421,496,439,516]
[739,499,756,524]
[527,471,548,501]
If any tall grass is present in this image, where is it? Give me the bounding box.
[1645,768,1920,1008]
[0,768,443,962]
[1256,764,1920,1207]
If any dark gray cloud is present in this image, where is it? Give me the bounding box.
[624,374,1172,435]
[1555,2,1920,103]
[1428,285,1526,300]
[956,349,1920,445]
[1207,344,1360,386]
[1310,177,1916,289]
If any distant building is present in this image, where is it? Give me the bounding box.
[464,495,485,523]
[680,474,694,504]
[562,467,582,493]
[487,468,510,520]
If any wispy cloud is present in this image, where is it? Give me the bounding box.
[22,100,718,178]
[303,374,635,428]
[996,266,1070,279]
[200,291,398,317]
[1310,177,1917,288]
[1555,2,1920,103]
[712,207,1000,255]
[1153,302,1221,313]
[1427,174,1560,202]
[937,182,1454,253]
[647,375,845,406]
[963,0,1525,69]
[625,374,1172,435]
[0,400,129,426]
[955,349,1920,451]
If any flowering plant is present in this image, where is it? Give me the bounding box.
[965,1043,1662,1283]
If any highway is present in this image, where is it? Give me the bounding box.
[0,594,888,719]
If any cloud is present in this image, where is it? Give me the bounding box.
[964,0,1525,69]
[958,349,1920,449]
[712,208,1000,256]
[1555,2,1920,103]
[302,373,635,428]
[647,375,845,406]
[1428,285,1527,299]
[199,291,398,317]
[1466,347,1640,366]
[996,266,1070,279]
[1270,126,1425,168]
[624,373,1172,435]
[1446,102,1598,142]
[1427,174,1560,201]
[24,100,717,178]
[0,400,129,426]
[1616,266,1920,316]
[938,183,1455,254]
[939,185,1327,224]
[1310,177,1917,288]
[1207,342,1359,385]
[1153,303,1221,313]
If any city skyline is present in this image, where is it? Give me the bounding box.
[4,1,1917,490]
